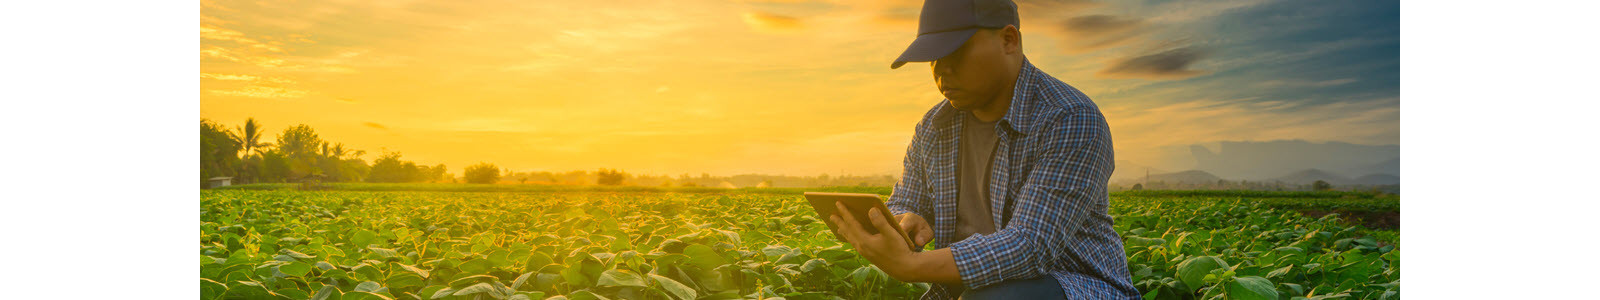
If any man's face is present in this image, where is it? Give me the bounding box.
[931,29,1009,111]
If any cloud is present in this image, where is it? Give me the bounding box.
[200,72,294,84]
[206,86,309,99]
[200,24,285,53]
[1053,14,1147,53]
[742,11,804,33]
[1096,46,1209,79]
[363,122,388,130]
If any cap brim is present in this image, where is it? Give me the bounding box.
[890,28,979,69]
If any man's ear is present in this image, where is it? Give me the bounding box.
[1001,25,1022,55]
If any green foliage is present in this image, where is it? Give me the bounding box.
[464,163,501,184]
[200,119,243,188]
[595,168,626,186]
[200,188,1398,299]
[367,151,447,183]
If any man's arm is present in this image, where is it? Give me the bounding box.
[943,111,1114,289]
[885,118,934,219]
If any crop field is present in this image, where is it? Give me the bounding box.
[199,185,1398,300]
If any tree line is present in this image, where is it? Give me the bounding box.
[200,118,450,188]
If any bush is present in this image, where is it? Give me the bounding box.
[596,168,627,185]
[464,163,501,184]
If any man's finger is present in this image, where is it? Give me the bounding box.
[867,208,896,235]
[833,202,864,236]
[829,214,855,244]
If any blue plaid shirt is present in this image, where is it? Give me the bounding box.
[886,59,1139,299]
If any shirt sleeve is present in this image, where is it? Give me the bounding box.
[886,117,934,219]
[947,110,1114,289]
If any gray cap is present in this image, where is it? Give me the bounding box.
[891,0,1020,69]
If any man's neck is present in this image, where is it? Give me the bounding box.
[970,60,1023,122]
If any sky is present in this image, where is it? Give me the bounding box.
[200,0,1399,178]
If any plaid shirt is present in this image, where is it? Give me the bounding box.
[886,59,1139,299]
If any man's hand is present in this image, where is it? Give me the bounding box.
[895,212,934,249]
[831,202,964,285]
[831,202,919,281]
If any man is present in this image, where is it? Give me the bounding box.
[825,0,1139,299]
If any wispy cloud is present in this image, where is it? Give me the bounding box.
[743,11,805,33]
[1052,14,1147,53]
[363,122,388,130]
[1097,46,1209,79]
[207,86,309,99]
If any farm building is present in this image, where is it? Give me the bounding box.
[207,177,232,189]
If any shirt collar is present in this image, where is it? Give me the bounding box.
[994,58,1038,136]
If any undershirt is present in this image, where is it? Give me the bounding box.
[954,111,1000,243]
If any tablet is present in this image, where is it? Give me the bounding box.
[803,192,919,251]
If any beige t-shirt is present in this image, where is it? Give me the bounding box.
[954,111,1000,243]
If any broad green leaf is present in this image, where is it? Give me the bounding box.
[683,244,725,270]
[597,270,647,288]
[1177,256,1229,293]
[200,278,227,300]
[310,285,343,300]
[1224,276,1278,300]
[649,274,697,300]
[351,229,378,246]
[279,261,313,277]
[459,258,493,274]
[343,291,394,300]
[354,281,383,293]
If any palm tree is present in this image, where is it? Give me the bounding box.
[235,118,269,183]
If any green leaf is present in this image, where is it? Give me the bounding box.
[351,229,378,246]
[1224,276,1278,300]
[682,244,725,270]
[649,274,697,300]
[450,275,500,289]
[453,282,511,299]
[281,249,317,260]
[200,278,227,300]
[354,281,384,293]
[343,291,394,300]
[279,261,313,277]
[1177,256,1229,293]
[597,270,647,288]
[367,246,399,259]
[310,285,343,300]
[397,263,430,278]
[386,273,427,290]
[460,258,493,274]
[1265,265,1293,279]
[511,272,534,291]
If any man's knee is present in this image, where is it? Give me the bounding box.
[959,276,1064,300]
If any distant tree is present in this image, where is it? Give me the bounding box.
[1312,180,1332,191]
[200,119,242,188]
[276,124,324,179]
[464,162,501,184]
[1131,183,1144,191]
[234,118,269,184]
[257,150,291,183]
[596,168,626,185]
[367,151,430,183]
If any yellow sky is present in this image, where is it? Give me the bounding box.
[200,0,1399,177]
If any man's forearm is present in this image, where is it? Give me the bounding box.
[893,248,963,285]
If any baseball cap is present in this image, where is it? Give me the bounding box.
[890,0,1020,69]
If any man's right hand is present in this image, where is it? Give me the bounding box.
[895,213,934,249]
